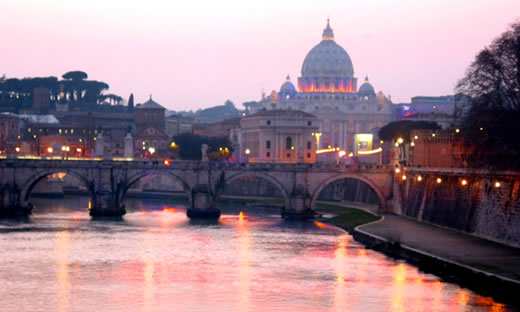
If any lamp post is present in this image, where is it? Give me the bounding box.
[245,148,250,163]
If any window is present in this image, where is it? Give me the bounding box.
[266,140,271,149]
[307,152,311,158]
[307,141,312,149]
[267,120,271,125]
[286,153,291,158]
[307,121,312,126]
[286,137,292,150]
[266,152,270,158]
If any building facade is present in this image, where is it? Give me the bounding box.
[233,110,319,163]
[248,20,393,156]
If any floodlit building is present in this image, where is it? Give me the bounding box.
[248,20,393,156]
[233,110,319,163]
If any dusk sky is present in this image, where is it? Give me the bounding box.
[2,0,519,111]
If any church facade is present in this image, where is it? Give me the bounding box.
[247,20,393,155]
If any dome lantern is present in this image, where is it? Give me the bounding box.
[322,18,334,41]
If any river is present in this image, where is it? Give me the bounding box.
[0,197,512,311]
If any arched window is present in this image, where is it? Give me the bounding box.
[286,137,292,150]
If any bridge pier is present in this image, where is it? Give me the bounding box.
[282,185,315,220]
[0,184,32,217]
[187,184,220,219]
[89,191,126,217]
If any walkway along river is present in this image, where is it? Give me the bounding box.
[0,196,513,311]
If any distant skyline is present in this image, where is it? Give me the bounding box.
[1,0,519,111]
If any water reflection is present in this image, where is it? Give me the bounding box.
[0,196,512,312]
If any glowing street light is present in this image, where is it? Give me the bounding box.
[148,147,156,155]
[245,148,251,155]
[417,176,423,182]
[461,179,468,186]
[15,147,21,153]
[395,168,401,174]
[397,137,404,144]
[436,177,442,184]
[401,175,407,181]
[47,147,53,154]
[494,181,501,188]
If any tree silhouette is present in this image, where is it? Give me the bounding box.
[128,93,134,112]
[456,21,520,169]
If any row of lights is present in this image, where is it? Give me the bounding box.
[396,170,502,188]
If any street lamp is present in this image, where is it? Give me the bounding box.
[148,147,156,155]
[244,148,251,163]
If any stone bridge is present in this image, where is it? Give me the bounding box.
[0,159,394,218]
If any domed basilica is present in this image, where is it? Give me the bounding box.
[247,20,393,154]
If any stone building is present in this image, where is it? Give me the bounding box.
[395,95,467,129]
[233,110,319,163]
[248,20,393,156]
[408,129,470,168]
[134,97,169,157]
[165,114,193,137]
[0,113,20,154]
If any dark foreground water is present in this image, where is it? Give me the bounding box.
[0,197,512,311]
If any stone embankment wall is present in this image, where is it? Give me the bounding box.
[400,169,520,247]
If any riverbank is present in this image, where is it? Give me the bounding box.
[349,214,520,306]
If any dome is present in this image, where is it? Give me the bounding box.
[301,20,354,78]
[358,76,375,97]
[138,95,164,109]
[279,75,296,96]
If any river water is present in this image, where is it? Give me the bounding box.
[0,197,512,311]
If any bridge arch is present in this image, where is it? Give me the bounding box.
[20,168,93,204]
[310,173,387,212]
[221,172,291,209]
[122,170,192,203]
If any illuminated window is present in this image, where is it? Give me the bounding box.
[59,129,62,134]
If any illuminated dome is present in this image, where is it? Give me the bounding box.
[358,76,375,97]
[279,75,297,98]
[298,19,357,93]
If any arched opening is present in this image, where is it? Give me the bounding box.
[311,174,386,214]
[122,171,191,213]
[21,170,93,214]
[218,173,290,215]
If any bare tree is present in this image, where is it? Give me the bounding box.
[456,21,520,169]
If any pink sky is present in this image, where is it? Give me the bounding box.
[1,0,519,111]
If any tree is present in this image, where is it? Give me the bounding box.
[456,21,520,169]
[62,71,88,81]
[172,133,233,160]
[62,71,88,101]
[128,93,134,112]
[378,120,440,142]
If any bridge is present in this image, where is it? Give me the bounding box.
[0,158,394,218]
